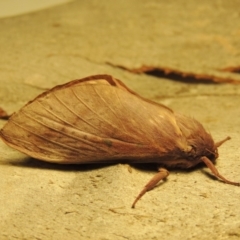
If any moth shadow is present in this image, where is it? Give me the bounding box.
[130,162,207,174]
[9,157,216,180]
[200,168,218,181]
[9,157,115,172]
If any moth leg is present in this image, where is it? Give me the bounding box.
[131,168,169,208]
[201,156,240,186]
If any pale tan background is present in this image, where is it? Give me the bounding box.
[0,1,240,240]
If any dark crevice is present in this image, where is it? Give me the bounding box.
[144,69,219,84]
[221,66,240,74]
[0,108,10,120]
[106,62,240,84]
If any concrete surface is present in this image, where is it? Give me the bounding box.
[0,1,240,240]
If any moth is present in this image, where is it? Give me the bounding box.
[0,74,239,208]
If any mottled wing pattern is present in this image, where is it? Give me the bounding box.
[0,75,182,163]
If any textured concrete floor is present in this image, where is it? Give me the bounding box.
[0,1,240,240]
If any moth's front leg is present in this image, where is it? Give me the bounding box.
[131,167,169,208]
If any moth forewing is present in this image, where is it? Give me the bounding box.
[0,76,180,163]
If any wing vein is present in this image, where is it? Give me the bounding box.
[21,110,109,153]
[71,87,129,136]
[52,91,100,132]
[8,117,88,155]
[92,86,127,131]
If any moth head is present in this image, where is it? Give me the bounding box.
[174,116,238,185]
[186,131,231,162]
[174,113,229,168]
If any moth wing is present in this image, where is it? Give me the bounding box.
[0,75,182,163]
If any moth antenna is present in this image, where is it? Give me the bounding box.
[201,156,240,186]
[215,136,231,148]
[205,148,215,155]
[131,168,169,208]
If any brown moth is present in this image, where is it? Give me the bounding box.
[0,74,239,208]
